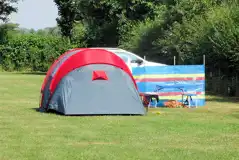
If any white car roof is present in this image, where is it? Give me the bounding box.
[89,47,145,60]
[89,47,128,52]
[70,47,167,65]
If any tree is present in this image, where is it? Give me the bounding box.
[156,1,239,73]
[119,0,231,65]
[54,0,78,41]
[74,0,172,47]
[0,23,19,44]
[0,0,19,22]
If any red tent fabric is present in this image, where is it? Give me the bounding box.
[40,48,84,92]
[49,49,137,94]
[92,70,108,80]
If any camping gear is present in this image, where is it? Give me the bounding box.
[39,48,145,115]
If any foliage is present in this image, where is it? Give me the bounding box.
[35,27,61,36]
[118,16,172,63]
[54,0,78,41]
[0,23,19,44]
[119,0,222,63]
[119,0,239,73]
[0,0,19,22]
[0,33,78,71]
[0,0,239,76]
[74,0,172,47]
[71,22,87,47]
[156,2,239,73]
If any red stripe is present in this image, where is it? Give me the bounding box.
[40,48,84,92]
[50,49,137,94]
[135,77,205,82]
[156,91,203,96]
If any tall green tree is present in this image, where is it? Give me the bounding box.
[0,0,20,43]
[54,0,78,41]
[0,23,19,44]
[0,0,19,22]
[119,0,226,64]
[74,0,172,47]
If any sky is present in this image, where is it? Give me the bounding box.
[9,0,58,30]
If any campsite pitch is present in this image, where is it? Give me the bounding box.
[0,72,238,160]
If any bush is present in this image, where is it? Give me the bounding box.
[157,3,239,73]
[118,18,171,63]
[0,33,80,72]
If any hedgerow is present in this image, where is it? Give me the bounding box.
[0,34,79,72]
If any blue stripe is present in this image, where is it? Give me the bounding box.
[137,81,205,92]
[136,80,205,86]
[132,65,205,75]
[149,99,205,107]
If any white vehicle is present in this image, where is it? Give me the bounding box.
[89,47,167,72]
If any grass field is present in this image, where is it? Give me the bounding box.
[0,72,239,160]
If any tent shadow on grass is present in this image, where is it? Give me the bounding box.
[32,108,143,117]
[32,107,64,116]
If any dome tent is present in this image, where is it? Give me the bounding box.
[39,48,145,115]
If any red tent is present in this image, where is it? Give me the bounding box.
[39,48,144,115]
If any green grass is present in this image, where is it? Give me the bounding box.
[0,72,239,160]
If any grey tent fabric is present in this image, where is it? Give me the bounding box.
[46,64,145,115]
[41,49,82,109]
[41,76,52,109]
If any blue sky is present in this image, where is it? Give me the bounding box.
[9,0,58,30]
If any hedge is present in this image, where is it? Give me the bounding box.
[0,34,80,72]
